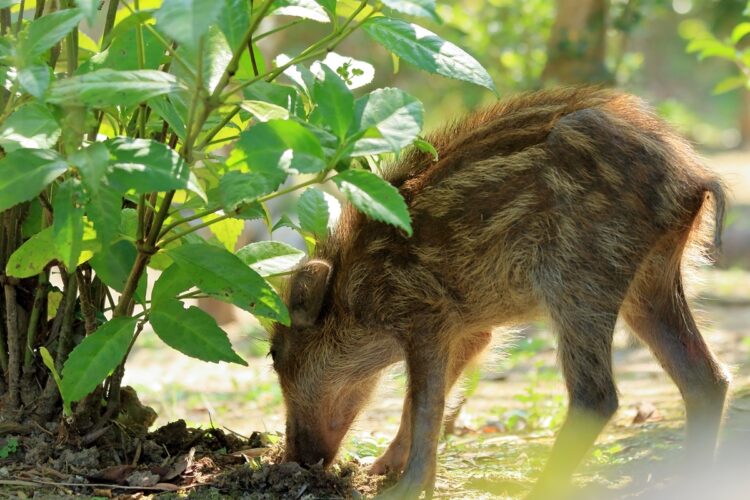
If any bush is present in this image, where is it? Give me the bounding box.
[0,0,494,431]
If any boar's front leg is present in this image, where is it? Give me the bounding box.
[377,336,450,499]
[370,331,491,476]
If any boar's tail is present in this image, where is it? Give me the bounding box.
[703,179,726,251]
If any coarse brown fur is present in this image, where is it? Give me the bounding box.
[270,87,729,498]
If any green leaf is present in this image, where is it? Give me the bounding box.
[48,69,185,107]
[381,0,440,22]
[152,264,194,304]
[167,243,290,324]
[414,137,438,159]
[205,215,244,251]
[229,119,325,177]
[732,22,750,44]
[105,137,192,194]
[70,142,110,193]
[76,0,100,25]
[0,149,67,213]
[218,170,272,211]
[237,241,305,276]
[53,179,85,271]
[89,241,147,303]
[273,0,329,23]
[0,102,61,152]
[39,346,70,415]
[85,187,121,251]
[311,66,354,140]
[333,169,412,235]
[217,0,251,50]
[155,0,222,48]
[148,97,187,139]
[362,17,496,93]
[5,227,58,278]
[151,299,247,365]
[61,317,137,403]
[351,87,423,154]
[240,100,290,122]
[18,65,52,99]
[713,75,747,94]
[19,8,84,59]
[297,188,339,240]
[79,22,168,72]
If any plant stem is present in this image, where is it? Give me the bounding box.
[209,0,274,106]
[23,272,49,371]
[34,0,45,19]
[4,283,20,410]
[254,19,305,42]
[77,267,97,335]
[102,0,120,48]
[54,272,78,373]
[15,0,25,34]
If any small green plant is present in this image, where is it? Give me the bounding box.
[493,362,565,433]
[0,437,18,458]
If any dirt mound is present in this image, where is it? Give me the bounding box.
[0,416,386,498]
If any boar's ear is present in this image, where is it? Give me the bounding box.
[289,259,332,328]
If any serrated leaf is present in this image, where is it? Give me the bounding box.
[105,137,192,194]
[61,317,137,403]
[48,69,185,107]
[0,102,61,152]
[236,241,305,276]
[0,149,67,213]
[218,170,273,211]
[273,0,329,22]
[19,8,84,59]
[151,299,247,365]
[155,0,222,47]
[152,264,195,304]
[205,215,244,251]
[381,0,440,22]
[18,65,51,99]
[333,169,412,235]
[168,243,290,324]
[229,119,325,177]
[362,17,496,93]
[297,188,339,240]
[352,87,423,153]
[311,65,354,140]
[53,178,85,271]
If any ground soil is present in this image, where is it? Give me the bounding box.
[1,152,749,498]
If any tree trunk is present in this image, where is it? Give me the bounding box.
[542,0,612,85]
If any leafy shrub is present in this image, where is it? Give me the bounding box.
[0,0,495,421]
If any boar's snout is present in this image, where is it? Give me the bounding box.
[283,418,338,467]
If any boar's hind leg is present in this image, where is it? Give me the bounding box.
[528,302,620,499]
[370,331,492,476]
[376,338,452,499]
[623,270,728,464]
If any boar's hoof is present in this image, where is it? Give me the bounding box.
[369,449,408,476]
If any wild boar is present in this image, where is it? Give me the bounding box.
[270,87,729,498]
